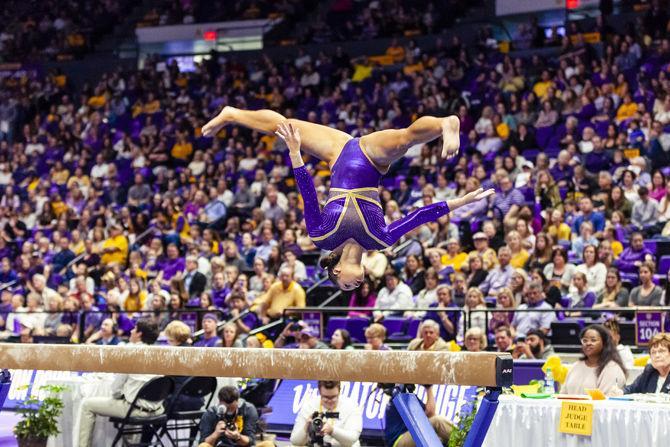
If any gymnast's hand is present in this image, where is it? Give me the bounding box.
[275,122,301,155]
[448,188,495,210]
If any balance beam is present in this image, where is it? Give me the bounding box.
[0,343,513,387]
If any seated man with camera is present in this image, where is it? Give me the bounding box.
[384,384,453,447]
[198,386,258,447]
[290,380,363,447]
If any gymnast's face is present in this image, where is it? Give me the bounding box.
[334,262,364,291]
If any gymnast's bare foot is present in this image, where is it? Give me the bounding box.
[202,106,235,137]
[441,115,460,159]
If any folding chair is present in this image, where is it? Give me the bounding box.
[109,376,175,447]
[162,376,218,446]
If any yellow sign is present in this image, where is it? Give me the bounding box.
[559,401,593,436]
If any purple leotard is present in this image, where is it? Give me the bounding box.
[293,138,450,251]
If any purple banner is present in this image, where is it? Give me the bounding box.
[636,311,663,345]
[3,370,83,410]
[264,380,476,432]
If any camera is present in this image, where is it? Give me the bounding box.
[290,322,303,331]
[216,405,238,431]
[308,411,339,447]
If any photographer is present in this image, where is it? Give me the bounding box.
[290,380,363,447]
[384,385,453,447]
[198,386,258,447]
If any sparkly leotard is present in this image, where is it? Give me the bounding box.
[293,138,450,251]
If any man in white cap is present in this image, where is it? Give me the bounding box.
[469,232,498,271]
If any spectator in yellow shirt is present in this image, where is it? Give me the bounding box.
[87,90,107,109]
[51,193,68,218]
[546,209,572,242]
[124,278,147,315]
[441,238,468,272]
[506,231,530,269]
[143,93,160,114]
[469,232,499,271]
[100,224,129,267]
[615,94,638,124]
[252,266,306,321]
[386,38,406,63]
[50,161,70,185]
[352,57,373,82]
[403,54,424,76]
[532,70,555,100]
[171,132,193,162]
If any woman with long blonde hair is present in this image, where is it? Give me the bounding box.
[458,287,487,342]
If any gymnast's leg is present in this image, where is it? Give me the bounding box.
[202,106,351,165]
[360,115,460,169]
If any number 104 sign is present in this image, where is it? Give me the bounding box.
[635,311,664,346]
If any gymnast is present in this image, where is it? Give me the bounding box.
[203,108,494,291]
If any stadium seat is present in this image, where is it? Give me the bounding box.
[659,255,670,274]
[345,317,371,343]
[535,126,554,148]
[407,319,421,338]
[644,240,657,254]
[325,317,349,339]
[382,317,406,336]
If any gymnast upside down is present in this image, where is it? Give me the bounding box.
[203,107,494,291]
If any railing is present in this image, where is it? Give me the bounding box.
[0,280,17,292]
[282,306,466,344]
[7,304,667,348]
[282,305,670,348]
[0,309,225,344]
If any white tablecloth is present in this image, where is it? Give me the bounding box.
[46,374,117,447]
[482,396,670,447]
[46,374,238,447]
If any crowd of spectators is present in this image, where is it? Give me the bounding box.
[0,3,668,370]
[137,0,312,27]
[0,0,136,62]
[304,0,473,44]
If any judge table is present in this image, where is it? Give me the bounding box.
[482,395,670,447]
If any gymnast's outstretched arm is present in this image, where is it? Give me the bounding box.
[275,122,323,231]
[386,201,451,244]
[386,188,496,245]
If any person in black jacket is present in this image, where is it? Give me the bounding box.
[624,333,670,394]
[184,255,207,298]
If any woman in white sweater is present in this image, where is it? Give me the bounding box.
[573,245,607,296]
[562,324,627,396]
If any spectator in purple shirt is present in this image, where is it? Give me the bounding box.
[479,246,515,297]
[194,313,222,347]
[490,174,524,228]
[549,150,574,187]
[81,293,102,341]
[451,177,489,221]
[210,272,228,308]
[226,291,259,336]
[617,232,655,273]
[0,258,18,285]
[424,285,459,342]
[160,243,185,284]
[0,290,12,330]
[347,278,377,318]
[584,136,612,175]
